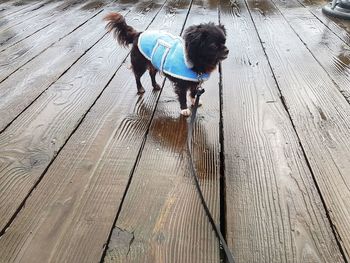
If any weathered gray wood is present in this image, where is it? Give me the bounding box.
[0,0,100,51]
[0,1,172,262]
[298,0,350,44]
[0,0,20,10]
[0,1,33,16]
[0,0,59,31]
[105,1,222,262]
[0,2,103,83]
[221,0,345,262]
[245,0,350,260]
[0,5,138,233]
[0,6,116,132]
[270,0,350,102]
[0,0,41,19]
[1,0,348,262]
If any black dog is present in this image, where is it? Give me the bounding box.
[104,12,228,116]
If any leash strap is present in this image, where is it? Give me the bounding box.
[187,88,235,263]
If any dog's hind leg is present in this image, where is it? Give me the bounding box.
[131,47,147,94]
[148,65,161,91]
[132,64,146,94]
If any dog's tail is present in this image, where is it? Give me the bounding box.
[104,12,138,47]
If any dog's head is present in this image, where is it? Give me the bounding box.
[184,23,228,74]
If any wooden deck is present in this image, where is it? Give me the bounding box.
[0,0,350,262]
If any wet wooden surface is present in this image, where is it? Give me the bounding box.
[0,0,350,262]
[221,0,346,262]
[105,0,221,262]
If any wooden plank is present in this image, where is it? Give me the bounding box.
[0,0,32,16]
[0,0,16,8]
[0,2,168,262]
[270,0,350,102]
[297,0,350,44]
[105,1,222,262]
[0,1,151,233]
[0,0,59,31]
[0,5,114,132]
[244,0,350,260]
[0,0,100,51]
[220,0,345,262]
[0,2,103,83]
[0,20,54,52]
[0,1,41,18]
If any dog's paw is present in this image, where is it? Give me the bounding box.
[137,87,145,94]
[191,97,202,107]
[181,109,191,116]
[153,84,162,91]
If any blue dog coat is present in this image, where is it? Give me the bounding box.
[138,30,210,82]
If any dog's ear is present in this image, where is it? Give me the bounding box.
[219,24,227,36]
[184,25,203,49]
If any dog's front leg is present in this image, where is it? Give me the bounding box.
[175,85,191,116]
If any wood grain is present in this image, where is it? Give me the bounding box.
[298,0,350,44]
[1,0,348,262]
[0,1,43,18]
[0,6,137,233]
[0,0,99,51]
[0,1,171,262]
[221,0,345,262]
[0,0,39,18]
[105,1,222,262]
[270,0,350,102]
[245,0,350,260]
[0,7,116,131]
[0,2,102,83]
[0,0,58,31]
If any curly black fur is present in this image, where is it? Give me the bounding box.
[104,12,229,116]
[184,23,228,74]
[104,13,138,47]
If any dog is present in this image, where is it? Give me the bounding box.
[104,12,228,116]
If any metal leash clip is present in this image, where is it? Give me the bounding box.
[195,74,205,105]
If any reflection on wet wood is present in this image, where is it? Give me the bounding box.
[221,0,345,262]
[299,0,350,44]
[0,0,349,261]
[246,0,350,260]
[105,0,221,262]
[0,0,100,51]
[0,2,166,262]
[0,1,133,234]
[0,9,111,131]
[0,1,101,83]
[273,0,350,101]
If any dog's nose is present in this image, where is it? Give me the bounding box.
[224,48,229,55]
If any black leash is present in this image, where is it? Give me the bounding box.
[187,88,235,263]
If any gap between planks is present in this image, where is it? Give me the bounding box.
[243,0,350,260]
[0,1,174,259]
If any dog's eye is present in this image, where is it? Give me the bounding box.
[210,44,217,50]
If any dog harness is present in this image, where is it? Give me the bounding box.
[137,30,210,82]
